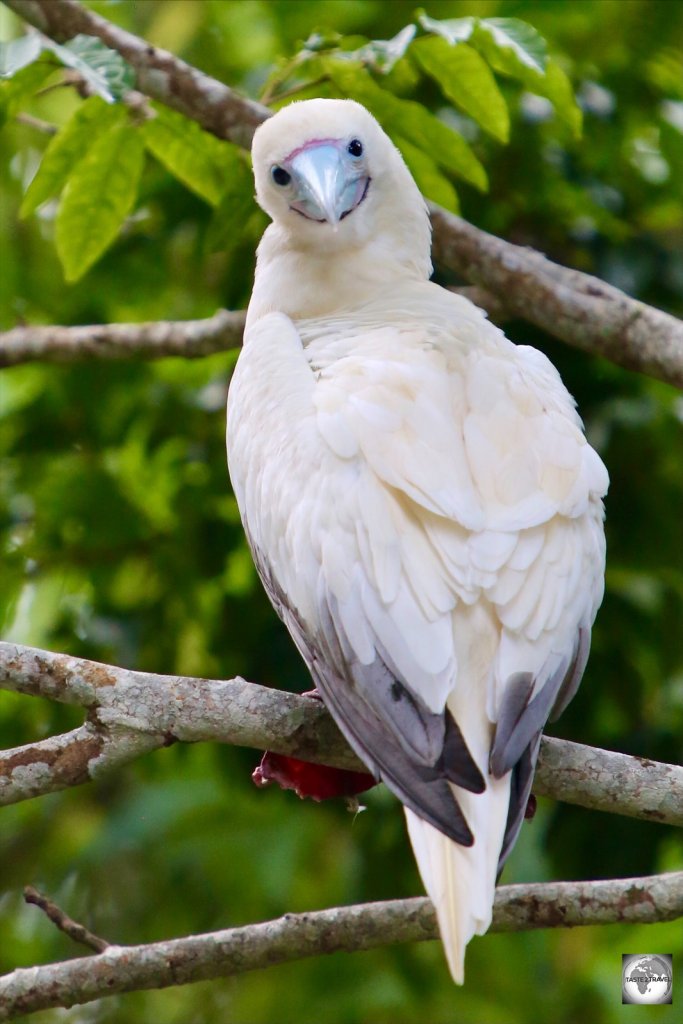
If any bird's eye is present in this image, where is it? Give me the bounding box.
[271,166,291,187]
[347,139,363,158]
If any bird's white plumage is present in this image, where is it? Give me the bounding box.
[227,99,607,983]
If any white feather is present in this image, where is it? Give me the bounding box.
[227,99,608,985]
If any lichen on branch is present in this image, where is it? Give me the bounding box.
[1,872,682,1020]
[2,642,683,828]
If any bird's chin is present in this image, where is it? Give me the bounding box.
[289,204,326,224]
[289,177,371,226]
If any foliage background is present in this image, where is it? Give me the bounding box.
[1,1,682,1021]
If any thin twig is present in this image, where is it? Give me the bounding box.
[23,886,109,953]
[1,872,682,1020]
[15,112,57,134]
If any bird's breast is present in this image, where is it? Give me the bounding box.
[227,312,359,625]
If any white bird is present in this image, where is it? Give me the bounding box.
[226,98,608,983]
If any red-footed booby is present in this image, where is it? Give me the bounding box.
[226,98,608,983]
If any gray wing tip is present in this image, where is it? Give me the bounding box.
[441,712,486,793]
[382,770,475,847]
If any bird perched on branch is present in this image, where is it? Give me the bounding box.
[226,98,608,983]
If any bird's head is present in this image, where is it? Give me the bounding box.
[251,98,431,268]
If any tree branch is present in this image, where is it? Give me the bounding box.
[1,871,682,1019]
[23,886,109,953]
[0,310,245,367]
[4,0,683,386]
[430,206,683,387]
[15,112,58,134]
[2,642,682,828]
[2,0,268,148]
[0,292,507,368]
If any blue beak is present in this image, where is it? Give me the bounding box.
[289,144,367,226]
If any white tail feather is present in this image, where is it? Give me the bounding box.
[404,604,511,981]
[404,773,511,983]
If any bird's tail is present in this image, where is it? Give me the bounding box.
[404,772,511,984]
[404,603,513,982]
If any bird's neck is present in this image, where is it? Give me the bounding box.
[246,222,432,328]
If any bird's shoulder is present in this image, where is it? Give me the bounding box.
[293,282,607,531]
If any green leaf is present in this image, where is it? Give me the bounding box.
[0,561,23,634]
[0,34,43,78]
[44,34,134,102]
[393,134,459,212]
[55,122,144,282]
[419,13,548,81]
[300,29,343,54]
[417,13,476,46]
[270,80,339,109]
[645,49,683,101]
[354,25,417,73]
[21,97,126,218]
[205,154,257,252]
[472,17,547,75]
[412,37,509,143]
[0,60,54,126]
[322,60,488,190]
[417,13,579,136]
[259,54,302,103]
[142,105,233,206]
[538,60,582,137]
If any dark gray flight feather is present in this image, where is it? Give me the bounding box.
[497,732,542,872]
[248,528,590,856]
[248,534,483,845]
[549,624,591,722]
[490,624,591,780]
[489,623,592,868]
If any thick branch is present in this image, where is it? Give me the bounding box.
[2,871,682,1019]
[430,206,683,387]
[0,293,504,368]
[1,643,682,828]
[0,722,161,804]
[4,0,683,386]
[0,310,245,367]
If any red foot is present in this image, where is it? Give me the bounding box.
[524,793,537,820]
[252,687,376,801]
[253,751,376,802]
[253,688,376,798]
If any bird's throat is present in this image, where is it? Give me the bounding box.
[248,223,428,326]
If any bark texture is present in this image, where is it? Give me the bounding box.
[2,643,682,828]
[2,872,682,1020]
[0,310,246,366]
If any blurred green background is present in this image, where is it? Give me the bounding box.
[1,1,682,1021]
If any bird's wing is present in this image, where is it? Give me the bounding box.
[228,313,482,844]
[308,311,607,838]
[228,305,607,847]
